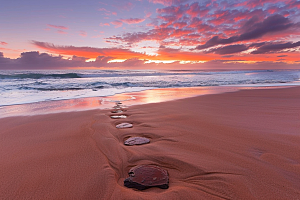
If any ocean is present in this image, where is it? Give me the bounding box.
[0,69,300,107]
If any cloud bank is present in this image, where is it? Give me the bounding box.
[1,51,300,70]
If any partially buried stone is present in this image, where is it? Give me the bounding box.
[111,110,123,113]
[111,115,127,119]
[124,137,150,146]
[124,165,169,190]
[116,123,133,129]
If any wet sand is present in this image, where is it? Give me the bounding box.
[0,87,300,199]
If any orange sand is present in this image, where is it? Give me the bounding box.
[0,87,300,199]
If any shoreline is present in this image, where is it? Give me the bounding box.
[1,86,300,199]
[0,85,296,118]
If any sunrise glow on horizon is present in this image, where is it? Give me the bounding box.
[1,0,300,70]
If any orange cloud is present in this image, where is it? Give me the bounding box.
[31,40,300,65]
[32,41,150,60]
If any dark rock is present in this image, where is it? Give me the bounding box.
[124,165,169,190]
[116,123,133,129]
[124,137,150,146]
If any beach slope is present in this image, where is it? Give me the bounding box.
[1,87,300,199]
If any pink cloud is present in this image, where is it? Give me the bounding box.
[145,11,152,18]
[111,20,123,28]
[114,2,134,11]
[173,22,187,28]
[235,0,292,8]
[98,8,109,12]
[99,23,110,26]
[148,0,187,6]
[102,0,300,62]
[0,41,8,45]
[57,30,68,34]
[98,8,117,16]
[79,31,87,37]
[47,24,68,30]
[92,35,103,38]
[171,29,194,37]
[120,18,145,24]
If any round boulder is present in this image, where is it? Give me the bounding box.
[124,165,169,190]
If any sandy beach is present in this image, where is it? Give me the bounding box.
[1,86,300,199]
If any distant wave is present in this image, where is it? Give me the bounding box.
[0,73,81,79]
[0,69,299,107]
[19,86,84,91]
[0,70,277,80]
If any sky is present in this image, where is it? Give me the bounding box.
[1,0,300,70]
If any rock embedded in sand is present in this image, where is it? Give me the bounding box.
[111,115,127,119]
[111,110,123,113]
[116,123,133,129]
[124,165,169,190]
[124,137,150,146]
[113,106,122,109]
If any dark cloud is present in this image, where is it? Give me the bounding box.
[106,27,175,45]
[196,36,239,50]
[1,51,300,70]
[0,51,85,69]
[251,41,300,54]
[277,58,286,61]
[196,15,295,50]
[239,15,292,40]
[106,0,300,50]
[207,44,249,55]
[0,51,147,70]
[248,42,266,48]
[201,40,300,55]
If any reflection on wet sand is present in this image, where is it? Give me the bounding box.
[1,86,288,118]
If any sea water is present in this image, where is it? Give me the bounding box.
[0,69,299,106]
